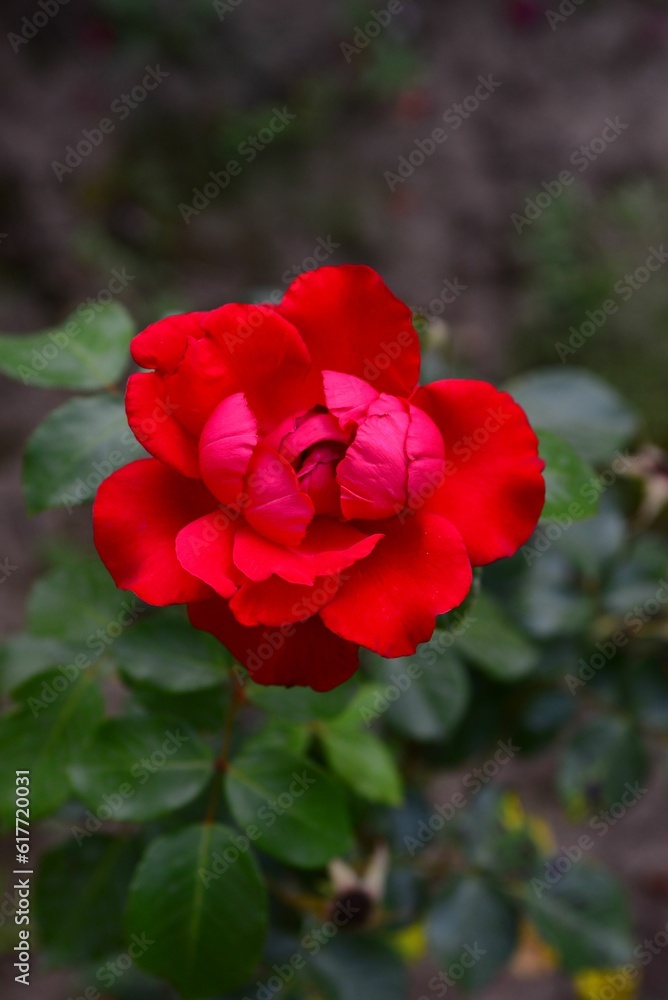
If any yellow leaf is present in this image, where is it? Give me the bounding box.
[390,921,428,962]
[573,967,640,999]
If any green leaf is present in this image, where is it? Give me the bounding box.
[245,677,357,723]
[0,301,135,390]
[318,691,403,805]
[128,683,229,733]
[454,787,541,880]
[0,669,103,825]
[525,863,633,971]
[308,936,408,1000]
[538,429,599,522]
[557,716,648,818]
[457,592,539,681]
[27,549,142,644]
[0,634,80,694]
[427,876,518,992]
[505,368,640,464]
[225,741,354,868]
[36,835,142,964]
[515,553,594,639]
[23,394,144,514]
[69,717,214,822]
[125,823,267,997]
[116,611,230,693]
[370,651,471,741]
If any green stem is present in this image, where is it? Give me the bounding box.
[204,676,244,825]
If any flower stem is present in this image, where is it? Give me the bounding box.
[204,676,244,825]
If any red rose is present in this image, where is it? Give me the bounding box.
[94,265,545,691]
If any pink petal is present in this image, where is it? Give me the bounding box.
[199,393,258,506]
[244,445,314,546]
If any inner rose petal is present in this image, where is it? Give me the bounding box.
[337,394,445,520]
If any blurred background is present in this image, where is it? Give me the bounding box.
[1,0,668,997]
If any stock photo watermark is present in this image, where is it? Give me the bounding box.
[340,0,413,62]
[51,67,170,181]
[403,739,520,856]
[530,780,648,898]
[555,245,668,361]
[179,107,296,223]
[512,117,629,233]
[385,75,502,191]
[565,579,668,693]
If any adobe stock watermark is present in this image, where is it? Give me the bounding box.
[198,771,318,885]
[64,934,154,1000]
[546,0,586,31]
[7,0,69,53]
[565,580,668,693]
[530,781,648,897]
[512,117,629,233]
[555,245,668,361]
[15,266,135,386]
[71,729,191,845]
[390,403,517,530]
[385,75,501,191]
[403,739,520,856]
[359,610,477,726]
[51,67,169,181]
[340,0,413,62]
[362,276,468,380]
[583,917,668,1000]
[25,598,145,716]
[0,556,19,584]
[213,0,242,20]
[179,107,296,223]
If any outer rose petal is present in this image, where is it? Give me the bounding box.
[131,311,205,373]
[93,459,216,605]
[337,395,445,520]
[202,304,313,428]
[412,379,546,566]
[199,393,258,505]
[320,512,472,658]
[244,445,314,546]
[229,573,340,627]
[277,265,420,400]
[233,519,384,585]
[175,512,240,599]
[126,372,200,478]
[188,597,359,691]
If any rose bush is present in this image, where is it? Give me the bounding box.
[93,265,545,690]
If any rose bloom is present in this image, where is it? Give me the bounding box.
[94,266,544,691]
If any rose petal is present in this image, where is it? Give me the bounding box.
[412,379,546,565]
[199,393,259,506]
[93,459,215,605]
[126,372,200,478]
[189,597,359,691]
[320,512,472,657]
[175,511,241,599]
[233,518,383,585]
[277,265,420,400]
[244,445,314,546]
